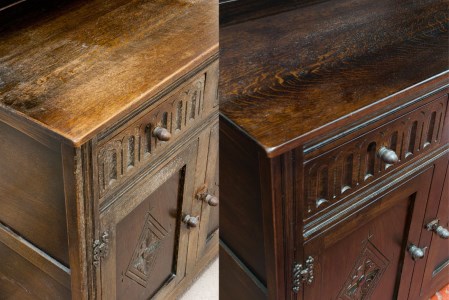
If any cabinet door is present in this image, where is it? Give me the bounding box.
[198,122,219,256]
[302,167,433,299]
[418,163,449,298]
[98,141,198,300]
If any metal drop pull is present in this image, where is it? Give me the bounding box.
[426,219,449,239]
[183,215,199,228]
[408,244,427,260]
[377,146,399,164]
[153,127,172,141]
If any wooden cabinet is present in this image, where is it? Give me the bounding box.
[410,160,449,299]
[0,0,218,299]
[219,1,449,299]
[99,142,199,300]
[304,166,435,300]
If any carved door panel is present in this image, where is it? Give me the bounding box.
[416,162,449,299]
[197,122,219,257]
[302,167,434,300]
[98,141,198,300]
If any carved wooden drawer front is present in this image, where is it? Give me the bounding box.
[95,71,214,201]
[303,95,448,221]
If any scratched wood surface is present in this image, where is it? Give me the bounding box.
[219,0,449,154]
[0,0,218,146]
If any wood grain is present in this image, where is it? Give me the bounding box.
[220,0,449,155]
[0,120,68,265]
[0,0,218,146]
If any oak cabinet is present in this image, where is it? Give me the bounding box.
[410,160,449,299]
[219,1,449,299]
[0,0,218,298]
[303,166,434,300]
[99,141,199,300]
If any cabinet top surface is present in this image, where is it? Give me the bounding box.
[0,0,218,146]
[219,0,449,156]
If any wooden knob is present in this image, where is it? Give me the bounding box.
[183,215,199,228]
[204,194,219,206]
[153,127,171,141]
[377,146,399,164]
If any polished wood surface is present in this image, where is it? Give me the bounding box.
[304,166,434,299]
[220,0,448,155]
[219,1,449,299]
[0,0,218,146]
[220,242,268,300]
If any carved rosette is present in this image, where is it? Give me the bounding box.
[338,240,389,300]
[125,213,169,287]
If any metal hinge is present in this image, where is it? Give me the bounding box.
[292,256,314,293]
[93,231,110,267]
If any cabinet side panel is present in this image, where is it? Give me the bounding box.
[219,117,267,284]
[219,242,268,300]
[0,120,68,265]
[0,240,71,299]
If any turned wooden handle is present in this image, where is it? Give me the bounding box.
[153,127,172,141]
[183,215,199,228]
[204,194,219,206]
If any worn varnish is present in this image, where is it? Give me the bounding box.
[220,0,448,155]
[0,0,219,299]
[0,0,218,146]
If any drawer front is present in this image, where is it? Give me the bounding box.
[303,94,448,221]
[95,61,218,201]
[98,141,199,299]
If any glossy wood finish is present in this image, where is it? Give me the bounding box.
[220,242,268,300]
[219,1,449,299]
[0,0,218,146]
[411,159,449,299]
[220,0,448,156]
[220,118,267,284]
[304,166,434,299]
[0,0,218,298]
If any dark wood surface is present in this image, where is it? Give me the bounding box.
[412,158,449,299]
[304,166,434,299]
[220,0,448,155]
[0,0,218,146]
[219,118,267,284]
[220,241,268,300]
[219,1,449,299]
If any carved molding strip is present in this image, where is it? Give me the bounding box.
[126,212,169,287]
[338,239,389,300]
[97,75,205,198]
[304,97,447,219]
